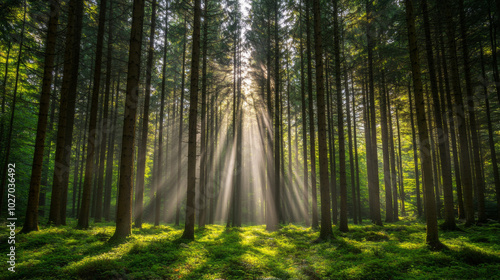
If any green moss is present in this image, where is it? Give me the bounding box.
[0,219,499,279]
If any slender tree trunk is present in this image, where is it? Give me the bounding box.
[441,0,475,226]
[109,0,145,241]
[104,74,120,221]
[387,90,398,221]
[45,0,73,225]
[352,76,362,223]
[181,0,202,240]
[156,2,169,226]
[286,49,293,224]
[408,83,421,217]
[332,0,347,233]
[176,16,188,227]
[314,0,334,239]
[420,0,456,229]
[306,0,318,229]
[362,78,372,220]
[40,74,59,218]
[458,0,486,223]
[77,0,107,229]
[21,0,59,233]
[345,69,357,224]
[274,0,282,226]
[95,0,114,223]
[479,42,500,221]
[299,0,309,226]
[0,41,11,150]
[405,0,442,250]
[77,64,93,218]
[437,20,464,219]
[134,0,156,229]
[396,108,405,216]
[379,67,394,223]
[326,57,337,225]
[198,0,208,229]
[60,15,84,225]
[366,0,382,226]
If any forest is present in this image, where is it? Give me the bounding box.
[0,0,500,278]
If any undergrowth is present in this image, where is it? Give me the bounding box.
[0,218,499,279]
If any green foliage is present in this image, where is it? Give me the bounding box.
[1,219,499,279]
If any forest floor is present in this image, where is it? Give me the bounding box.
[0,218,499,279]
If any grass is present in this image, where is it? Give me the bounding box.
[0,218,499,279]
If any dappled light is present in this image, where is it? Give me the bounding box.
[2,0,500,278]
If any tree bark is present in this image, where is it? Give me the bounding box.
[405,0,442,250]
[458,0,486,223]
[134,0,156,229]
[95,0,114,223]
[379,67,393,223]
[306,0,318,229]
[77,0,107,229]
[298,0,309,226]
[366,0,382,226]
[314,0,334,239]
[181,0,202,240]
[21,0,59,233]
[441,0,475,226]
[420,0,456,229]
[109,0,145,241]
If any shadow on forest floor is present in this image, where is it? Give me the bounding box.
[0,218,499,279]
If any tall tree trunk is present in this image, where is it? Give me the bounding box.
[333,0,347,233]
[157,2,169,226]
[352,76,362,223]
[77,0,107,229]
[236,42,243,227]
[299,0,309,226]
[198,0,208,228]
[405,0,442,250]
[408,82,421,217]
[109,0,145,241]
[95,0,114,223]
[426,86,442,219]
[47,0,81,225]
[0,41,11,150]
[345,69,357,224]
[306,0,318,229]
[396,108,405,216]
[0,40,12,213]
[387,90,398,221]
[362,78,372,221]
[134,0,156,229]
[181,0,202,240]
[379,67,394,223]
[441,0,475,226]
[40,72,59,218]
[458,0,486,223]
[45,0,72,225]
[21,0,59,233]
[326,56,337,225]
[420,0,456,229]
[274,0,282,226]
[175,16,188,227]
[366,0,382,226]
[437,20,464,219]
[286,49,293,224]
[479,42,500,221]
[104,74,120,221]
[77,65,93,218]
[314,0,334,239]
